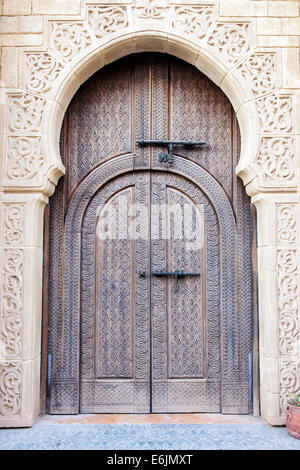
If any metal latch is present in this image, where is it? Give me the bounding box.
[152,269,200,291]
[136,140,206,165]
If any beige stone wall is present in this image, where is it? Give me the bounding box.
[0,0,299,427]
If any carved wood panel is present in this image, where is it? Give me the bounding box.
[80,172,151,413]
[47,53,254,414]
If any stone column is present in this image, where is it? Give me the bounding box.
[0,192,48,426]
[252,194,300,425]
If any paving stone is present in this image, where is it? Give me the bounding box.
[0,423,300,450]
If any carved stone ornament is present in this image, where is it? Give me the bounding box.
[256,137,295,185]
[172,6,215,40]
[7,136,45,181]
[87,5,128,38]
[277,249,299,358]
[238,53,276,97]
[50,22,93,62]
[25,52,64,94]
[135,0,167,19]
[207,22,251,63]
[280,360,300,415]
[3,205,25,246]
[1,250,24,359]
[277,204,297,245]
[0,362,22,416]
[278,248,300,415]
[256,94,293,134]
[8,94,46,133]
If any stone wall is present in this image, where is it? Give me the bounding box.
[0,0,299,426]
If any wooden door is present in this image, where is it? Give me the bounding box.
[46,53,254,414]
[79,170,216,413]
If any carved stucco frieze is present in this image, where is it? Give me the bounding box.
[3,205,25,246]
[25,52,64,95]
[6,136,45,183]
[237,53,277,97]
[1,207,25,365]
[277,215,300,414]
[256,137,295,186]
[0,362,22,416]
[50,22,93,63]
[277,204,297,246]
[280,359,300,415]
[87,5,128,38]
[256,93,293,134]
[277,249,299,356]
[8,94,46,133]
[134,0,168,20]
[172,6,215,40]
[0,249,24,360]
[207,22,251,64]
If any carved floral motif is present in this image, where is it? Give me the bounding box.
[207,22,251,63]
[238,53,276,97]
[8,94,46,133]
[1,250,23,359]
[3,205,25,246]
[0,362,22,416]
[277,250,299,358]
[277,204,297,245]
[135,0,167,19]
[25,52,64,94]
[50,22,93,62]
[172,6,215,40]
[7,137,45,181]
[87,5,128,38]
[256,137,295,185]
[256,94,293,134]
[280,359,300,414]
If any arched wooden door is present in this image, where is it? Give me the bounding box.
[46,53,255,415]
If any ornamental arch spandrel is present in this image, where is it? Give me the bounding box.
[0,0,299,427]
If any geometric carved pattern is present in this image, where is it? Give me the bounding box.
[3,204,25,246]
[277,204,297,245]
[238,53,276,97]
[0,249,24,359]
[7,136,44,181]
[256,94,293,134]
[67,57,132,190]
[172,6,215,40]
[8,94,46,133]
[256,137,295,185]
[207,22,251,63]
[0,362,22,416]
[170,60,233,195]
[25,52,64,94]
[50,22,93,62]
[80,173,151,405]
[87,5,128,38]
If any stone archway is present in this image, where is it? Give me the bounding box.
[0,2,299,427]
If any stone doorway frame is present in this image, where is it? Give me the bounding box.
[0,1,299,427]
